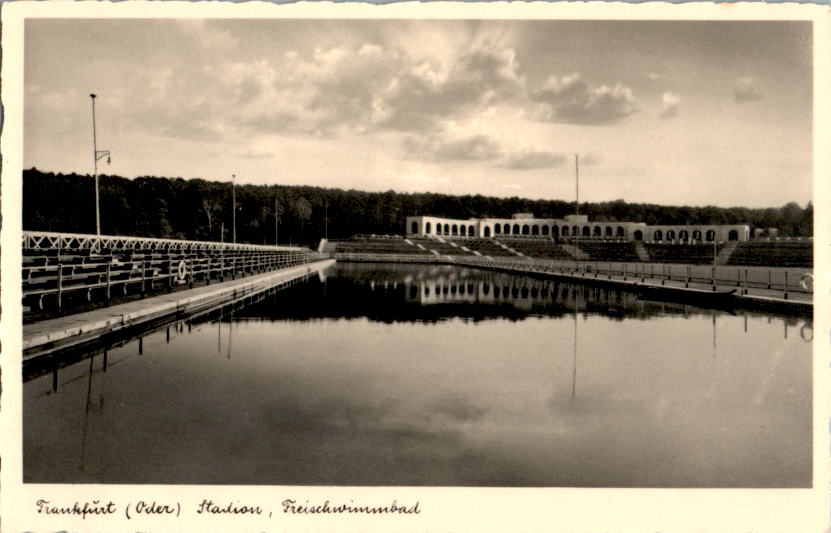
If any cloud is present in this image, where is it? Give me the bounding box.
[372,41,525,132]
[505,150,567,170]
[734,77,762,102]
[135,39,527,142]
[578,152,602,166]
[403,134,503,163]
[234,150,275,160]
[530,73,637,125]
[659,91,680,119]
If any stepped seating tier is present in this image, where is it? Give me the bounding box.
[495,237,573,260]
[332,241,427,255]
[452,239,517,257]
[577,241,641,262]
[726,241,812,268]
[407,238,476,255]
[642,244,723,265]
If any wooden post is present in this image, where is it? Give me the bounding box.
[711,266,716,291]
[686,266,691,288]
[767,269,772,289]
[57,264,63,310]
[141,260,147,296]
[744,268,748,295]
[784,271,788,300]
[206,256,211,285]
[188,258,194,289]
[105,262,111,303]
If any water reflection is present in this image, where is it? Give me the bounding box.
[23,263,811,487]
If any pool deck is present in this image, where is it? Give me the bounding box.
[23,259,335,359]
[335,253,812,314]
[460,259,812,314]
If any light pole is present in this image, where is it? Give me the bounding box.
[90,94,111,235]
[274,197,280,246]
[231,174,236,244]
[325,200,329,241]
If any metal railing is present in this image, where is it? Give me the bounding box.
[22,230,307,252]
[22,231,323,312]
[452,257,812,297]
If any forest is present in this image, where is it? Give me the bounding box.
[22,168,813,246]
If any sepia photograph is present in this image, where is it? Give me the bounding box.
[2,2,829,532]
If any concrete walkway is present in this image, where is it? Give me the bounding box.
[23,259,335,359]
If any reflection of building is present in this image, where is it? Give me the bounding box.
[406,275,640,312]
[406,213,750,243]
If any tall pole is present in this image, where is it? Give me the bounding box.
[231,174,236,244]
[325,201,329,241]
[274,197,279,245]
[91,94,100,235]
[574,153,580,267]
[574,154,579,216]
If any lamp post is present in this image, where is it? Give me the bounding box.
[274,197,280,246]
[231,174,236,244]
[90,94,111,236]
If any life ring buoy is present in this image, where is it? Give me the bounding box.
[800,272,813,291]
[177,260,188,281]
[800,323,813,342]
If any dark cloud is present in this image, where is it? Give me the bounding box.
[373,41,524,132]
[734,77,762,102]
[530,74,637,125]
[403,134,503,163]
[505,150,567,170]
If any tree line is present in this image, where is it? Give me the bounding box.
[23,168,813,246]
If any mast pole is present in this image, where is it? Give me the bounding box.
[575,154,579,216]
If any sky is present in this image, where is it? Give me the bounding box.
[24,19,813,208]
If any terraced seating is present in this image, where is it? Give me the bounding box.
[453,239,516,257]
[643,244,723,264]
[495,237,573,260]
[408,238,476,255]
[331,240,426,254]
[577,241,641,262]
[726,241,812,268]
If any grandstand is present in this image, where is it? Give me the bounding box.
[576,241,641,262]
[407,238,476,256]
[329,238,427,255]
[726,241,812,268]
[327,233,813,270]
[643,243,724,265]
[495,237,574,260]
[460,239,518,257]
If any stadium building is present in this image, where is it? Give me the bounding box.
[406,214,750,243]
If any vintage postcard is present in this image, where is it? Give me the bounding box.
[1,1,829,532]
